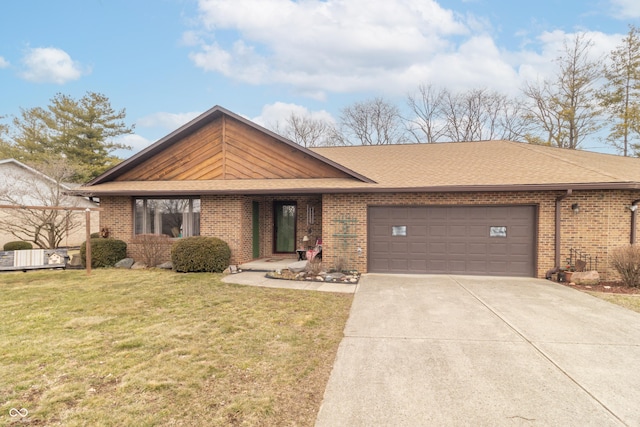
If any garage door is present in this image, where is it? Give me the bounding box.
[368,205,536,277]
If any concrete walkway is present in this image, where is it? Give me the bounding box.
[315,274,640,426]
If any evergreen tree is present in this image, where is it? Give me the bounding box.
[9,92,134,182]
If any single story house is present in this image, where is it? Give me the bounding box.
[76,106,640,279]
[0,158,99,249]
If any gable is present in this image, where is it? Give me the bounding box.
[114,114,354,182]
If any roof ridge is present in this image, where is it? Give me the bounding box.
[511,142,627,183]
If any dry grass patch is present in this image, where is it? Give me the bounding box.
[0,269,352,426]
[588,292,640,314]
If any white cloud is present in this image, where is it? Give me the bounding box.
[20,47,87,84]
[609,0,640,18]
[137,111,203,130]
[186,0,629,100]
[0,56,9,68]
[512,30,624,86]
[188,0,468,97]
[252,102,335,129]
[114,134,152,157]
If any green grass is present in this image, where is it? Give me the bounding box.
[0,269,353,426]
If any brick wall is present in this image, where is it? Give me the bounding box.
[99,196,132,242]
[200,195,245,265]
[321,190,640,280]
[100,190,640,279]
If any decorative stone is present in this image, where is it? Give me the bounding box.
[572,270,600,286]
[325,273,345,281]
[157,261,172,270]
[131,262,147,269]
[287,260,308,273]
[115,258,135,269]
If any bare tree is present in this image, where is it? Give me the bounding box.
[523,33,602,149]
[340,97,408,145]
[598,25,640,156]
[274,112,342,148]
[406,84,447,143]
[0,158,85,248]
[406,85,528,143]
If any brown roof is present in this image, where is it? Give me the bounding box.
[312,140,640,187]
[76,140,640,196]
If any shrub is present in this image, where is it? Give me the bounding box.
[80,238,127,268]
[610,245,640,287]
[171,236,231,273]
[132,233,172,267]
[3,241,33,251]
[305,259,325,276]
[90,232,101,239]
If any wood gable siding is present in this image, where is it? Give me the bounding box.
[115,115,351,181]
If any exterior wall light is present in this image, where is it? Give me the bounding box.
[571,203,580,214]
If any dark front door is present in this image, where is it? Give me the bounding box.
[274,201,296,253]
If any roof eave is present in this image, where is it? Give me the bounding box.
[70,181,640,197]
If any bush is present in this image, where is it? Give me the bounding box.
[610,245,640,287]
[80,238,127,268]
[132,233,172,267]
[3,241,33,251]
[90,232,101,239]
[171,236,231,273]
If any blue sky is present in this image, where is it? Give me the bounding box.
[1,0,638,157]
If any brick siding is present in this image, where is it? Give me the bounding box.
[100,190,639,279]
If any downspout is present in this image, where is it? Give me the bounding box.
[630,198,640,244]
[546,189,572,279]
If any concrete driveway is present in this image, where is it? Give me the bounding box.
[315,274,640,426]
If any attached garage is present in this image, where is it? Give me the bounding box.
[368,205,537,277]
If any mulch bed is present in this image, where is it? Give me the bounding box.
[559,281,640,295]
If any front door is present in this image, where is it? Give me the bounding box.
[274,201,296,253]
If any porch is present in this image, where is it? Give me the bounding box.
[235,195,323,264]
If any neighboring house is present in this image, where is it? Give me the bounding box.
[0,159,99,248]
[75,106,640,279]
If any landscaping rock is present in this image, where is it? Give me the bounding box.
[115,258,135,269]
[157,261,172,270]
[131,262,147,269]
[325,272,345,281]
[287,260,308,273]
[572,270,600,286]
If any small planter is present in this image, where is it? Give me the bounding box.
[564,271,574,282]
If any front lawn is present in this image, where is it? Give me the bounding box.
[0,269,352,426]
[589,292,640,314]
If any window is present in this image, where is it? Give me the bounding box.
[392,226,407,236]
[134,198,200,237]
[489,226,507,237]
